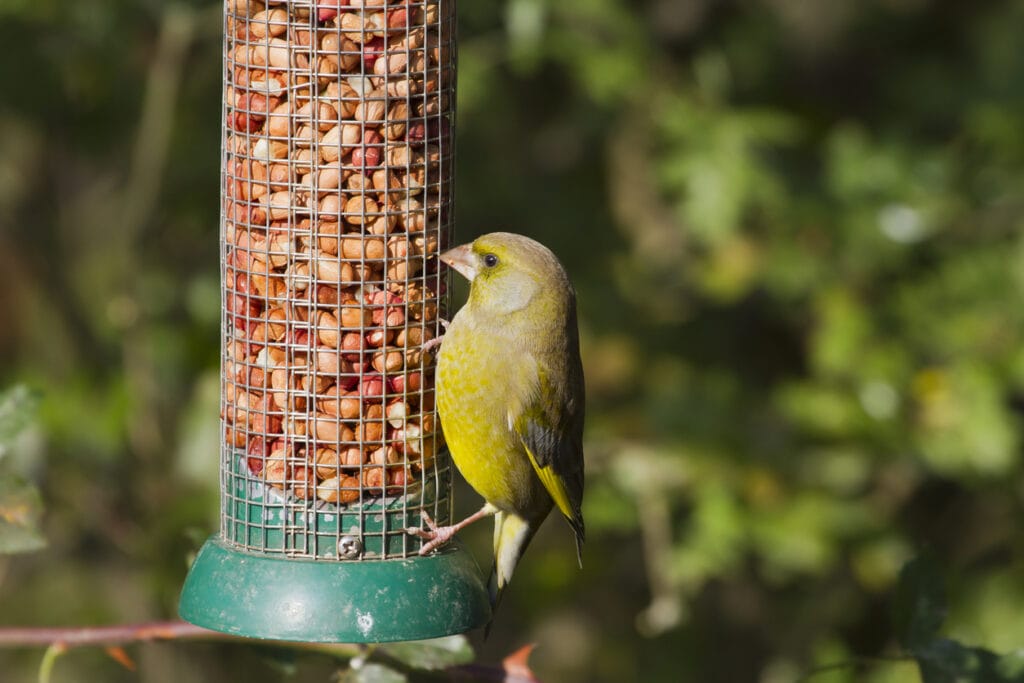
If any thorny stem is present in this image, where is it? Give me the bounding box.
[0,620,219,648]
[0,620,540,682]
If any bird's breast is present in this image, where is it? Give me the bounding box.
[436,317,542,512]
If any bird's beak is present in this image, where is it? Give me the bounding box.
[439,244,477,281]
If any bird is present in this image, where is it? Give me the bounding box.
[406,231,586,618]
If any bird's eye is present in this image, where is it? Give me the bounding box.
[483,253,499,268]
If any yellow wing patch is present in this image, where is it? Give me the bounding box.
[522,441,576,523]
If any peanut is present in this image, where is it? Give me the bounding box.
[223,1,450,503]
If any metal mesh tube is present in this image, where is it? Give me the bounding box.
[218,0,455,560]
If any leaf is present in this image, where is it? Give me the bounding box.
[914,638,1024,683]
[0,384,40,459]
[916,639,992,683]
[0,476,46,555]
[894,555,947,652]
[893,557,1024,682]
[339,663,407,683]
[997,651,1024,680]
[378,635,474,671]
[252,645,298,675]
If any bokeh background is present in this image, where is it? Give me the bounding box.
[2,0,1024,681]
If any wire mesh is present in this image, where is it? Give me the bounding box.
[218,0,455,560]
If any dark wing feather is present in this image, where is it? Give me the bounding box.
[513,337,586,561]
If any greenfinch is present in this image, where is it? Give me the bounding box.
[407,232,586,614]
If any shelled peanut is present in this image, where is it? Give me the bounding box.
[219,0,453,503]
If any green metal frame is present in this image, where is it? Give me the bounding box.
[219,453,444,558]
[179,454,491,641]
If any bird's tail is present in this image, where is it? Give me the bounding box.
[484,510,537,638]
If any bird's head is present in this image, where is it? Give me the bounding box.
[440,232,571,315]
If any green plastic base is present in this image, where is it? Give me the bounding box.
[179,537,491,642]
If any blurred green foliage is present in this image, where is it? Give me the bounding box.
[1,0,1023,681]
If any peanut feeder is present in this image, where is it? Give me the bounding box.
[179,0,490,642]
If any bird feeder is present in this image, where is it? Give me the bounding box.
[179,0,490,642]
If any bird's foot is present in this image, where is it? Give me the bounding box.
[406,504,498,555]
[422,319,450,354]
[405,510,457,556]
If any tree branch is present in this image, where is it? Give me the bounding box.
[0,620,221,648]
[0,620,540,682]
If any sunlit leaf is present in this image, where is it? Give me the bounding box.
[0,476,46,554]
[996,651,1024,679]
[0,384,39,459]
[946,568,1024,653]
[339,663,407,683]
[378,635,474,671]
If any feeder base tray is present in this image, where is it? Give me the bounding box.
[179,536,491,642]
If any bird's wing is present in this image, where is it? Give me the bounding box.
[511,352,585,552]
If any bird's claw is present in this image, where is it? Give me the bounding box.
[422,319,450,355]
[405,510,457,555]
[422,336,443,354]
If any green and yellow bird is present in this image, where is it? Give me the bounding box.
[408,232,586,614]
